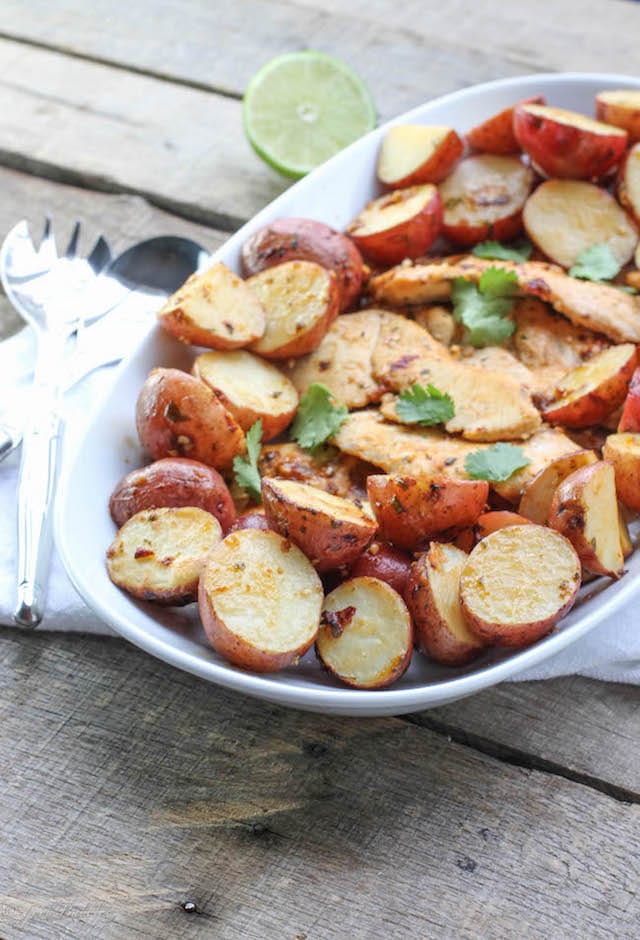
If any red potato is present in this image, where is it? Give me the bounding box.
[523,180,638,269]
[603,432,640,513]
[192,350,298,442]
[366,474,489,552]
[459,525,582,647]
[376,125,463,187]
[465,95,545,155]
[405,543,485,666]
[518,450,598,525]
[157,262,265,350]
[475,510,533,540]
[618,504,634,559]
[198,529,323,673]
[316,577,413,689]
[438,155,534,247]
[346,184,443,265]
[240,218,365,311]
[349,541,413,596]
[106,506,223,605]
[135,368,245,471]
[618,367,640,432]
[261,478,377,571]
[513,103,628,180]
[538,344,637,429]
[596,90,640,143]
[247,260,340,360]
[618,143,640,226]
[109,458,235,531]
[228,509,270,532]
[549,461,625,578]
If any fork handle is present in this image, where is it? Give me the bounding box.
[14,336,65,628]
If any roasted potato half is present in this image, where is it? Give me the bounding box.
[346,184,443,265]
[518,449,598,525]
[192,349,298,442]
[248,260,339,359]
[618,143,640,226]
[603,432,640,513]
[198,529,323,672]
[349,541,413,596]
[465,95,545,155]
[596,89,640,143]
[106,506,223,604]
[316,577,413,689]
[376,125,463,187]
[109,457,236,531]
[136,368,245,470]
[262,478,377,571]
[475,510,533,540]
[618,366,640,432]
[228,509,270,532]
[459,525,581,647]
[157,262,265,350]
[405,543,485,666]
[366,474,489,552]
[549,461,625,578]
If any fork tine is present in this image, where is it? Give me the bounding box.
[86,235,112,274]
[38,215,57,266]
[64,220,81,259]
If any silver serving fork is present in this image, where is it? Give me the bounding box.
[0,219,112,627]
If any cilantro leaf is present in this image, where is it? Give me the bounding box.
[568,243,621,282]
[233,420,263,501]
[395,383,455,426]
[451,267,518,348]
[472,238,532,263]
[291,383,348,450]
[464,443,530,482]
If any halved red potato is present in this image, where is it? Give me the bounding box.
[603,432,640,513]
[438,155,534,247]
[106,506,222,604]
[136,368,245,470]
[618,504,634,559]
[475,510,533,540]
[198,529,323,672]
[109,458,235,531]
[460,525,581,646]
[157,262,265,350]
[316,577,413,689]
[513,103,628,179]
[596,90,640,143]
[192,350,298,442]
[548,461,624,577]
[349,541,412,596]
[523,180,638,269]
[538,344,637,428]
[617,143,640,226]
[366,474,489,552]
[346,184,443,265]
[228,509,270,532]
[376,125,463,187]
[247,260,339,359]
[518,449,598,524]
[405,543,485,666]
[240,218,365,311]
[465,95,545,155]
[261,478,377,571]
[618,367,640,432]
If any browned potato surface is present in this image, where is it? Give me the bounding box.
[157,262,265,350]
[198,529,323,672]
[248,260,340,359]
[193,349,298,442]
[603,432,640,513]
[316,577,413,688]
[349,542,412,596]
[518,450,598,524]
[366,474,488,551]
[106,506,222,604]
[376,125,463,187]
[240,217,364,311]
[346,185,443,265]
[109,457,236,531]
[596,90,640,142]
[459,525,581,647]
[136,368,245,470]
[406,542,485,666]
[548,461,624,578]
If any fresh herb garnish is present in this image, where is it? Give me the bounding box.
[472,238,532,263]
[451,267,518,347]
[291,383,348,450]
[568,243,621,283]
[233,420,263,501]
[464,443,530,482]
[395,383,455,426]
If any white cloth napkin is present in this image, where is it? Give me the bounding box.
[1,323,639,683]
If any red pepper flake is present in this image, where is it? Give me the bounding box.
[321,606,356,638]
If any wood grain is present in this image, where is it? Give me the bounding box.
[1,628,638,940]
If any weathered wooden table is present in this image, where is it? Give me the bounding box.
[1,3,639,937]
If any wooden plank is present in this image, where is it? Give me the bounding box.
[0,628,638,939]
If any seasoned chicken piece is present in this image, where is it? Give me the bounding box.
[332,410,578,502]
[369,256,640,343]
[259,442,373,501]
[457,345,535,387]
[512,297,609,371]
[411,304,458,346]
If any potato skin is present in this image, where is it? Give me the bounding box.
[466,95,545,155]
[349,541,412,596]
[618,366,640,432]
[346,185,443,265]
[518,449,598,525]
[136,368,245,471]
[109,458,235,531]
[475,510,533,540]
[229,509,270,532]
[377,126,464,187]
[603,432,640,513]
[366,475,489,552]
[240,218,364,311]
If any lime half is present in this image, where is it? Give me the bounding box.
[243,51,376,179]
